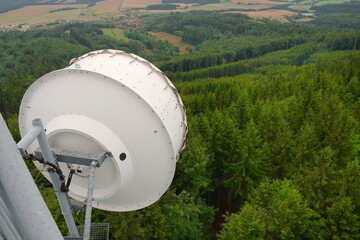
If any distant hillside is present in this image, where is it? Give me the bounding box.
[0,0,102,14]
[0,0,357,26]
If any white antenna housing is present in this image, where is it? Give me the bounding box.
[19,49,187,212]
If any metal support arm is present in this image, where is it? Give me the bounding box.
[17,125,42,156]
[16,118,111,239]
[17,118,79,237]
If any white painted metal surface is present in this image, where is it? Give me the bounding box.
[19,49,187,212]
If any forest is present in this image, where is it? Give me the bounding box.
[1,10,360,239]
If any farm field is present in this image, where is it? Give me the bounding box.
[0,0,161,25]
[125,0,307,22]
[0,4,89,25]
[149,31,195,54]
[94,0,123,15]
[122,0,162,8]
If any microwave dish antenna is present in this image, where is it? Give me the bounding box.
[19,49,187,212]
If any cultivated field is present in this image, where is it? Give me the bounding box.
[0,0,126,25]
[94,0,123,15]
[136,0,299,22]
[0,4,88,25]
[122,0,162,8]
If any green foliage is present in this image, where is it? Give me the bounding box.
[314,93,355,164]
[159,35,308,72]
[146,4,178,10]
[174,134,213,196]
[2,12,360,239]
[124,30,180,62]
[219,204,266,240]
[226,120,270,199]
[289,123,319,175]
[295,147,339,210]
[105,203,168,240]
[325,196,360,240]
[142,12,252,45]
[294,150,360,239]
[342,161,360,213]
[160,191,215,240]
[105,190,215,240]
[220,180,316,240]
[6,113,20,141]
[308,13,360,30]
[257,100,293,178]
[310,1,360,15]
[166,42,320,82]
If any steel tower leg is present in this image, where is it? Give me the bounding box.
[0,115,63,240]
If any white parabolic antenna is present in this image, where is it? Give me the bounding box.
[19,49,187,212]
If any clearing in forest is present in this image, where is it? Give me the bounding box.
[296,18,314,23]
[102,28,129,42]
[149,32,195,55]
[244,9,297,22]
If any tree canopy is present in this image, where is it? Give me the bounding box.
[1,11,360,239]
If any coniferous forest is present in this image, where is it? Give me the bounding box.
[1,10,360,239]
